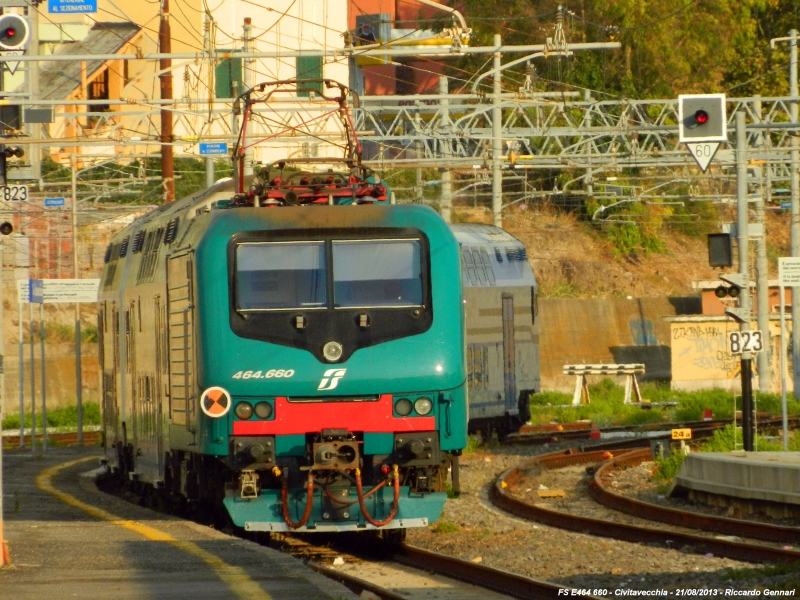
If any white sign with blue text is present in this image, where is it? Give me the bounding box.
[199,142,229,156]
[17,279,100,304]
[48,0,97,13]
[44,197,65,208]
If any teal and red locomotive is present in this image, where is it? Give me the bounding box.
[99,80,466,537]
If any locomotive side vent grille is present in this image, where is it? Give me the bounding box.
[137,227,164,285]
[164,217,180,245]
[132,230,146,253]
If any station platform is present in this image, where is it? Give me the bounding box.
[670,451,800,516]
[0,446,358,600]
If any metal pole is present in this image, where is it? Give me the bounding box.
[789,30,800,400]
[439,76,452,223]
[736,111,755,452]
[243,17,253,177]
[205,157,214,189]
[28,301,35,454]
[781,282,789,451]
[492,34,503,227]
[160,0,175,203]
[39,303,46,451]
[0,239,4,426]
[17,293,23,448]
[753,98,770,393]
[0,238,5,567]
[71,156,83,445]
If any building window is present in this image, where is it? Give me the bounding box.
[88,68,110,128]
[396,65,414,95]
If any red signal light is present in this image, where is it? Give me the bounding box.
[5,28,15,37]
[695,110,709,125]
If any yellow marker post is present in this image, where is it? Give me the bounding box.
[671,428,692,440]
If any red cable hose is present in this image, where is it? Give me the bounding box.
[356,465,400,528]
[281,472,315,529]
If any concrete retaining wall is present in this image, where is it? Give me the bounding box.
[539,297,690,392]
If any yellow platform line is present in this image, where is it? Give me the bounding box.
[36,456,272,600]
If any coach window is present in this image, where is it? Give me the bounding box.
[332,239,423,308]
[236,241,327,310]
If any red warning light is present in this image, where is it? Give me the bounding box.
[695,110,709,125]
[5,28,14,37]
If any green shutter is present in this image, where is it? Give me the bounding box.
[296,56,323,97]
[215,51,243,98]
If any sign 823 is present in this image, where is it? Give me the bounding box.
[2,185,28,202]
[729,330,763,354]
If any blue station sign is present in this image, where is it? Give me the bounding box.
[199,142,229,156]
[44,197,65,207]
[29,279,43,304]
[48,0,97,13]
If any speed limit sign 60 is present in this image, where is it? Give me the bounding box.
[728,330,763,354]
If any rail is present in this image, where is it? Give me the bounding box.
[491,447,800,564]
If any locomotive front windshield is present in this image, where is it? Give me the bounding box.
[236,241,327,310]
[333,239,422,308]
[235,238,423,311]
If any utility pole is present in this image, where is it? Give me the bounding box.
[159,0,175,203]
[71,155,82,445]
[0,236,5,567]
[242,17,253,177]
[25,0,40,182]
[753,97,771,394]
[439,76,452,223]
[203,12,214,189]
[736,111,755,452]
[28,296,34,453]
[773,30,800,397]
[791,31,800,400]
[492,34,502,227]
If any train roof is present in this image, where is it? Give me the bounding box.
[449,223,536,288]
[449,223,525,246]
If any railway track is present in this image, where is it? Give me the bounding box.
[268,533,599,600]
[505,416,799,446]
[97,463,585,600]
[491,446,800,565]
[590,447,800,544]
[2,430,102,447]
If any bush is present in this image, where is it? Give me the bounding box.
[651,451,686,483]
[2,402,101,430]
[527,380,799,428]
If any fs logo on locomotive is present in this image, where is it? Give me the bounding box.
[318,368,347,391]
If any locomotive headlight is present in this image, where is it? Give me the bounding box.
[395,397,413,416]
[323,341,343,362]
[254,401,273,419]
[414,397,433,415]
[235,402,254,420]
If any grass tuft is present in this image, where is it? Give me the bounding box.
[432,520,462,533]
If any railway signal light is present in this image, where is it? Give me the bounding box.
[718,273,750,323]
[0,221,12,235]
[707,233,733,268]
[0,14,29,51]
[0,145,23,187]
[3,146,23,159]
[678,94,727,142]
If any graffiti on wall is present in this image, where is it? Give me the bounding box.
[672,323,740,379]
